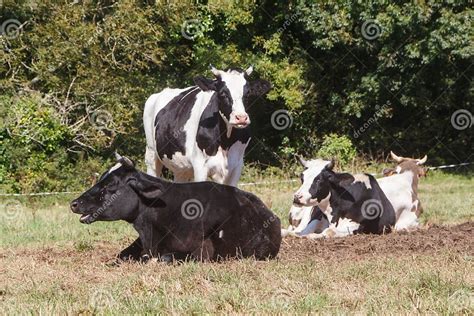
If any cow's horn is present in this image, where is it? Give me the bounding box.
[295,155,307,167]
[326,159,335,170]
[245,65,253,76]
[209,64,221,77]
[417,155,427,165]
[114,152,122,161]
[390,151,404,163]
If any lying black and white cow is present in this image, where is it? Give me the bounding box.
[143,65,271,186]
[70,154,281,262]
[289,159,396,237]
[287,153,424,238]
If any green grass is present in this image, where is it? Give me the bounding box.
[0,171,473,314]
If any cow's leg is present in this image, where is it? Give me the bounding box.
[224,162,243,186]
[134,222,163,262]
[193,162,209,182]
[191,239,215,262]
[117,238,142,261]
[145,147,161,177]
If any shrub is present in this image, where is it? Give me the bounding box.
[317,134,357,167]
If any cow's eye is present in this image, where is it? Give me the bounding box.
[107,180,119,190]
[300,173,304,183]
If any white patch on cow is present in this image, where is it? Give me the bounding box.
[395,165,402,173]
[298,218,330,236]
[394,209,419,230]
[377,170,420,230]
[220,71,248,125]
[161,152,193,181]
[219,230,224,238]
[352,174,372,189]
[108,162,122,174]
[294,159,331,205]
[285,195,332,237]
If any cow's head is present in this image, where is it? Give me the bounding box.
[70,153,168,224]
[70,153,140,224]
[193,65,271,128]
[293,155,333,206]
[383,151,428,178]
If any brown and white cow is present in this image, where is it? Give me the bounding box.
[377,151,427,229]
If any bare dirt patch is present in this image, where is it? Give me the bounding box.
[280,222,474,262]
[5,223,473,265]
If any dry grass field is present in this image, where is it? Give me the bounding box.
[1,171,473,314]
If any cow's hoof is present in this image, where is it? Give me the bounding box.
[305,233,324,240]
[140,254,151,263]
[106,259,122,267]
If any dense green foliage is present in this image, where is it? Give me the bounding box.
[1,0,472,193]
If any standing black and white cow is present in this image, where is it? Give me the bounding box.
[70,154,281,262]
[143,65,271,186]
[292,160,396,236]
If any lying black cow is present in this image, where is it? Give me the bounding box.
[70,154,281,262]
[306,161,396,235]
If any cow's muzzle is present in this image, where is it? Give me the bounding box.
[229,112,250,128]
[70,199,97,224]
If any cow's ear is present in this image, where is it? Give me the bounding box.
[194,76,217,91]
[248,79,271,97]
[127,178,167,207]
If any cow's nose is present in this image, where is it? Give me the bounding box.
[235,114,249,124]
[70,200,79,212]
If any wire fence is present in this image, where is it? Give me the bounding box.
[0,162,471,197]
